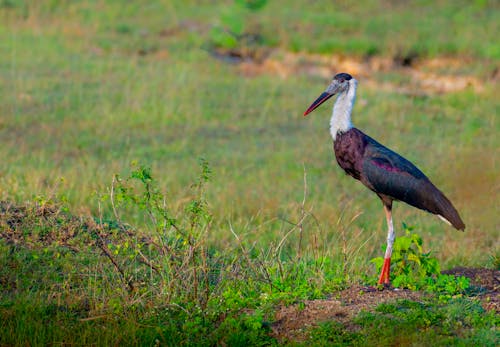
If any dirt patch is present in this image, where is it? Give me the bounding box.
[442,267,500,312]
[271,267,499,342]
[0,200,88,249]
[442,267,499,292]
[0,200,134,252]
[236,49,484,94]
[271,285,425,342]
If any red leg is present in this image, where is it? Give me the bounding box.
[377,257,391,284]
[378,203,394,285]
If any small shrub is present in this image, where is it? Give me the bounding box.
[98,159,216,311]
[371,224,471,296]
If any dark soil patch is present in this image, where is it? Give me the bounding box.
[442,267,499,291]
[0,200,131,252]
[442,267,500,312]
[0,200,84,248]
[209,44,270,65]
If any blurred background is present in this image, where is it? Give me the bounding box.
[1,0,498,267]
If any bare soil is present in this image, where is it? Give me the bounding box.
[271,285,424,342]
[271,268,499,342]
[213,47,495,94]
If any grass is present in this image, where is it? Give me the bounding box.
[0,194,496,346]
[0,0,499,345]
[2,18,498,262]
[307,299,498,347]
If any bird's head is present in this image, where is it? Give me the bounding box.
[303,72,355,116]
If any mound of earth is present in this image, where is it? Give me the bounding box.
[271,285,424,342]
[271,267,499,342]
[442,267,499,312]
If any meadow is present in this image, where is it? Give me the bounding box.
[0,1,498,345]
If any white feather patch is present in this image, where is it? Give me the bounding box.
[437,214,452,226]
[330,79,357,140]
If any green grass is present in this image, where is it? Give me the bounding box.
[306,299,498,347]
[1,0,498,264]
[0,1,499,345]
[0,197,497,346]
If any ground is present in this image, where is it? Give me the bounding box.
[443,267,499,312]
[1,197,498,345]
[271,268,499,342]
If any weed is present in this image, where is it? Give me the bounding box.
[370,224,471,297]
[371,224,436,288]
[0,165,496,346]
[424,274,471,301]
[96,160,216,311]
[227,167,347,305]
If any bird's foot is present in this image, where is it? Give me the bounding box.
[376,282,393,291]
[359,285,378,293]
[377,257,391,285]
[359,283,392,293]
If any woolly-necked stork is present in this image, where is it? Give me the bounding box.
[304,73,465,285]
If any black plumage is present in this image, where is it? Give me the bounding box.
[334,128,465,230]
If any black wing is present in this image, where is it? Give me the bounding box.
[361,136,465,230]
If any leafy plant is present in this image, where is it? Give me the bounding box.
[424,274,471,301]
[371,224,439,289]
[371,224,470,296]
[209,0,268,56]
[96,159,215,311]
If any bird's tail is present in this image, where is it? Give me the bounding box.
[431,188,465,231]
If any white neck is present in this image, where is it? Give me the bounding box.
[330,79,357,140]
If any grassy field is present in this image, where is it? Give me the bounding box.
[1,1,499,345]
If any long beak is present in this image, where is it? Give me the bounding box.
[303,92,334,116]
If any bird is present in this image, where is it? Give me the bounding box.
[303,72,465,285]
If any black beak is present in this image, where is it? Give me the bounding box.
[303,92,334,116]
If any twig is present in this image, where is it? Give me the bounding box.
[275,211,309,259]
[79,314,109,322]
[136,249,161,274]
[229,222,273,287]
[109,176,122,227]
[297,163,308,259]
[95,232,135,292]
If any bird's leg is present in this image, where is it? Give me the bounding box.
[378,204,394,285]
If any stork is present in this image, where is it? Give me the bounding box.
[304,73,465,285]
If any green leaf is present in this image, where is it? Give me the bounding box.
[210,27,239,49]
[370,228,446,290]
[424,258,440,276]
[370,257,384,272]
[407,253,421,265]
[394,235,412,251]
